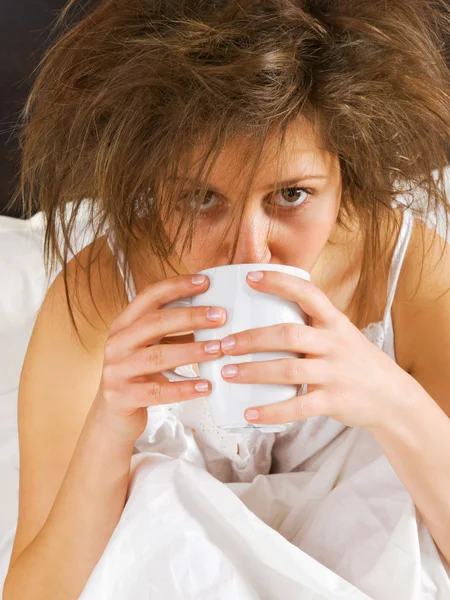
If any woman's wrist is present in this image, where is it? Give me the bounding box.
[372,377,450,484]
[86,392,144,457]
[369,372,446,441]
[368,376,450,563]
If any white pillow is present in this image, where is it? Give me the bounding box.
[0,201,100,591]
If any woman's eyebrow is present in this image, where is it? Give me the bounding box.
[170,174,328,193]
[261,174,328,190]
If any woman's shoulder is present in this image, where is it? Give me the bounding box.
[397,214,450,310]
[9,236,129,567]
[393,215,450,415]
[42,235,128,352]
[394,214,450,351]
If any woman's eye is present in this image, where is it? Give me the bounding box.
[181,186,311,216]
[277,187,310,207]
[185,190,219,212]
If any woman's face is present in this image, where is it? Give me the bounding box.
[164,118,342,274]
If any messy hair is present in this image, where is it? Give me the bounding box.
[12,0,450,335]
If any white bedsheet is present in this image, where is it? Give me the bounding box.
[1,184,450,597]
[78,423,450,600]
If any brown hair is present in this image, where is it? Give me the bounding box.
[11,0,450,337]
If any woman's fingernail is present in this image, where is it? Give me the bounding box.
[245,409,260,421]
[247,271,263,282]
[222,364,238,378]
[194,381,209,392]
[221,336,235,351]
[206,307,224,321]
[192,274,206,285]
[204,340,221,354]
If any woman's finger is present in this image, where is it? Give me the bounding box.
[109,273,211,335]
[243,389,330,425]
[103,377,213,415]
[111,339,223,380]
[220,358,329,385]
[246,270,342,328]
[220,323,332,356]
[106,305,226,360]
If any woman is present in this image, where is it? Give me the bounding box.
[4,0,450,598]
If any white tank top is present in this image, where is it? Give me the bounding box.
[106,207,415,483]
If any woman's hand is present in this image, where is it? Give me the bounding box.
[93,273,226,446]
[219,270,417,432]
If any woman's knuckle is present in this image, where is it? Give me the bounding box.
[312,358,329,380]
[174,382,189,402]
[102,387,121,411]
[148,381,163,403]
[307,285,326,309]
[292,398,308,420]
[152,311,164,330]
[244,328,256,347]
[149,345,165,370]
[283,359,300,380]
[191,308,201,326]
[326,332,340,354]
[337,312,350,329]
[102,364,118,388]
[104,338,117,362]
[303,279,317,297]
[108,317,122,337]
[317,359,331,382]
[281,323,297,346]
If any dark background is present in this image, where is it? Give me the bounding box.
[0,0,71,218]
[1,2,449,219]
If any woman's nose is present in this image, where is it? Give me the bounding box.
[229,211,272,265]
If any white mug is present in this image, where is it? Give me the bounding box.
[160,263,310,433]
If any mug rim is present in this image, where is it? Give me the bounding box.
[197,263,310,281]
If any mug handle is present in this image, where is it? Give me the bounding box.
[156,297,201,383]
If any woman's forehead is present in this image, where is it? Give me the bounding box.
[174,119,337,192]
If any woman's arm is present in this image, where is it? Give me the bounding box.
[3,241,131,600]
[370,382,450,566]
[384,218,450,565]
[4,238,225,599]
[216,218,450,563]
[395,219,450,418]
[4,401,135,600]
